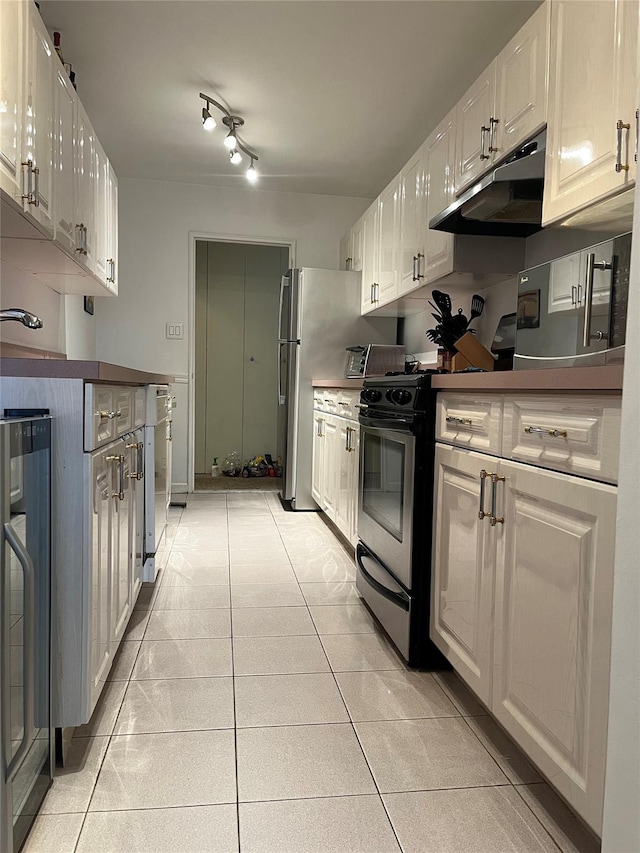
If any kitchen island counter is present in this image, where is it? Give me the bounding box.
[0,357,174,385]
[432,364,623,392]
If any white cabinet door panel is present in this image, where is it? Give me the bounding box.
[425,108,456,284]
[431,444,495,706]
[493,460,617,833]
[312,413,324,507]
[543,0,638,226]
[455,61,496,194]
[493,1,549,160]
[52,68,76,253]
[377,175,400,305]
[350,217,363,272]
[88,450,113,715]
[0,0,24,200]
[398,145,426,296]
[361,201,379,313]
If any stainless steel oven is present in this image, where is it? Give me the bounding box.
[356,374,448,669]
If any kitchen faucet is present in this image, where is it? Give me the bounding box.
[0,308,44,329]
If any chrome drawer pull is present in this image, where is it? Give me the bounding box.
[98,409,121,420]
[616,119,631,172]
[478,469,489,520]
[106,454,125,500]
[446,416,473,425]
[489,473,505,526]
[524,426,567,438]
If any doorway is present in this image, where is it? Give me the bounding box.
[194,240,290,491]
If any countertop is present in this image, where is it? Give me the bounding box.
[431,364,623,391]
[312,365,623,392]
[0,358,174,385]
[312,378,365,389]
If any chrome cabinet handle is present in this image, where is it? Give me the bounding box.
[524,426,568,438]
[126,441,144,479]
[412,256,417,281]
[616,119,631,173]
[21,160,34,204]
[446,415,473,425]
[32,166,40,206]
[489,473,505,526]
[345,256,352,271]
[571,285,577,307]
[480,125,490,160]
[83,225,88,255]
[478,469,489,520]
[488,117,499,153]
[107,454,125,499]
[583,254,612,347]
[416,252,424,280]
[75,223,84,253]
[98,409,121,420]
[107,258,115,283]
[316,418,323,437]
[355,403,368,409]
[370,283,374,304]
[345,428,351,452]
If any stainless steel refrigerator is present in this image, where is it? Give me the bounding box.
[0,416,52,852]
[277,268,397,510]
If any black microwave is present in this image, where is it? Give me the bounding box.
[514,232,631,369]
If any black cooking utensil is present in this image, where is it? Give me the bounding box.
[432,290,452,318]
[453,308,468,333]
[467,294,485,328]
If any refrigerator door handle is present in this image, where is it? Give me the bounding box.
[3,521,35,782]
[277,341,286,406]
[278,274,289,343]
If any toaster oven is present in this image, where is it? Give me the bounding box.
[344,345,405,378]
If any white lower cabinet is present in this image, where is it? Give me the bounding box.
[88,447,113,713]
[312,395,360,545]
[431,437,617,833]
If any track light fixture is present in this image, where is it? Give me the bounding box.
[199,92,259,183]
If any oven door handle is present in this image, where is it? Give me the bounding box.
[356,545,410,611]
[359,415,415,433]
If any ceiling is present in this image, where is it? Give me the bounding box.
[40,0,540,199]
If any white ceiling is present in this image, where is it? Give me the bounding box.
[40,0,541,198]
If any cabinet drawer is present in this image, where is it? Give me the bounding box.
[319,390,339,414]
[85,385,117,450]
[114,387,133,436]
[336,390,360,421]
[502,394,621,484]
[436,393,503,454]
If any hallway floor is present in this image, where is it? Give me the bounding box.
[26,493,599,853]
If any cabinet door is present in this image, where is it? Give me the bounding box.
[430,444,495,706]
[52,67,77,253]
[455,60,496,194]
[361,201,379,313]
[322,416,338,521]
[107,164,118,293]
[339,231,351,271]
[93,140,109,284]
[348,424,360,546]
[493,2,549,162]
[334,420,352,539]
[425,108,456,283]
[22,5,54,235]
[127,431,145,603]
[377,175,400,305]
[75,103,95,271]
[398,144,427,296]
[88,451,112,714]
[110,445,131,646]
[542,0,638,226]
[493,460,617,833]
[350,218,363,272]
[0,0,24,200]
[312,413,325,507]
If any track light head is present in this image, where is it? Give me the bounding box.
[224,130,238,150]
[202,107,216,131]
[230,149,243,165]
[246,160,258,183]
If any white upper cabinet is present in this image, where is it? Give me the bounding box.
[339,231,351,271]
[455,61,497,195]
[350,217,363,272]
[52,67,77,254]
[542,0,638,226]
[0,0,24,201]
[94,139,110,284]
[107,164,118,293]
[425,108,456,284]
[398,144,427,296]
[361,200,379,313]
[493,1,549,162]
[377,173,401,306]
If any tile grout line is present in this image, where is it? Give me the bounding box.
[227,495,243,853]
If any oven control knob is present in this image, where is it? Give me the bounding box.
[389,389,412,406]
[362,389,382,404]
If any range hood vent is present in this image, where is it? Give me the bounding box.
[430,130,546,238]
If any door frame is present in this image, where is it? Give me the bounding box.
[187,232,296,492]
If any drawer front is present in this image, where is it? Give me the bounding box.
[133,388,146,427]
[436,393,503,455]
[502,394,621,484]
[319,390,338,415]
[85,385,116,450]
[337,390,360,421]
[313,390,325,411]
[114,388,134,436]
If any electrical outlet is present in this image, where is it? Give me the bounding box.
[166,322,184,340]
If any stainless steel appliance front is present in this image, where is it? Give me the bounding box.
[514,232,631,369]
[357,424,415,589]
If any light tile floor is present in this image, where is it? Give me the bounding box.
[25,492,601,853]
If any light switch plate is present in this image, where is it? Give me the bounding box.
[166,322,184,340]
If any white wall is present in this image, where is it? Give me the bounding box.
[601,186,640,852]
[0,262,66,353]
[95,177,372,486]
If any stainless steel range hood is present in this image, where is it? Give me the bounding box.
[429,130,546,238]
